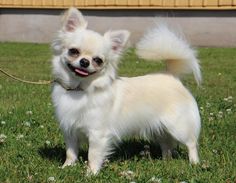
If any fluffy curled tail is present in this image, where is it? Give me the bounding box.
[136,25,201,85]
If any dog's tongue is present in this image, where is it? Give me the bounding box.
[75,68,89,76]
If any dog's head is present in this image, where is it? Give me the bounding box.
[52,8,130,90]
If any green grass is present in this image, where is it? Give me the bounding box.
[0,42,235,183]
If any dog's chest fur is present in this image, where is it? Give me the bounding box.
[52,84,114,135]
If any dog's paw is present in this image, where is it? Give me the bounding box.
[61,159,77,169]
[86,168,99,177]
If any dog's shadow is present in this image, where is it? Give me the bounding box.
[111,140,163,161]
[38,140,185,165]
[38,145,67,164]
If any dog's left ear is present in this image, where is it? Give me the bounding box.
[62,7,87,32]
[104,30,130,53]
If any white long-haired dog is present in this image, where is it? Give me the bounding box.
[51,8,201,174]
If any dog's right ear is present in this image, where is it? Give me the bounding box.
[62,7,87,32]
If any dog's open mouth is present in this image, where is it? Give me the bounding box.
[67,63,95,77]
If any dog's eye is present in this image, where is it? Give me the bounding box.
[93,57,103,66]
[68,48,80,57]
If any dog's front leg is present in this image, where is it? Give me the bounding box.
[87,130,110,175]
[62,132,79,168]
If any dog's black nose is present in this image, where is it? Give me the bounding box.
[80,58,90,68]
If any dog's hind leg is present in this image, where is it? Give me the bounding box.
[186,141,199,164]
[165,123,200,164]
[159,142,173,160]
[157,135,176,160]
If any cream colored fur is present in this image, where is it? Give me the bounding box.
[136,25,201,85]
[51,8,201,175]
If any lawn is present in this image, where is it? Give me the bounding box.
[0,42,235,183]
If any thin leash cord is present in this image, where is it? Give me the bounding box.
[0,67,53,85]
